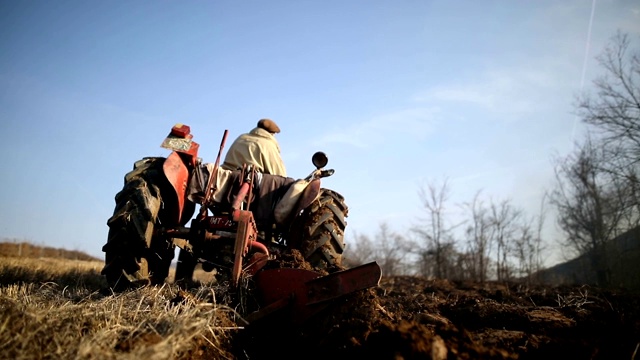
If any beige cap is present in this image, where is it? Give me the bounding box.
[257,118,280,134]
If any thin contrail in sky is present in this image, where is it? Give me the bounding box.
[572,0,597,144]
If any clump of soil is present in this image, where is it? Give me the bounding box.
[263,248,317,271]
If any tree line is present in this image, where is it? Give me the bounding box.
[344,182,546,284]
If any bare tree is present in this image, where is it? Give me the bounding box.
[512,198,546,284]
[550,33,640,286]
[530,196,547,281]
[343,224,411,276]
[447,245,475,281]
[411,178,457,278]
[343,230,377,268]
[512,221,535,281]
[550,138,629,286]
[463,191,492,283]
[375,223,411,276]
[578,32,640,221]
[488,198,521,282]
[579,32,640,159]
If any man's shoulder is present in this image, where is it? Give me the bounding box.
[231,133,272,149]
[248,127,276,139]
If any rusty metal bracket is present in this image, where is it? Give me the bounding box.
[231,209,258,287]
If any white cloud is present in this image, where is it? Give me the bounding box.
[413,66,564,118]
[312,107,439,148]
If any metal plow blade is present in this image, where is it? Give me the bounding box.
[245,261,382,325]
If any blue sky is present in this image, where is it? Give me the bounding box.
[1,1,639,265]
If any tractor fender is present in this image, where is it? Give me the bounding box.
[294,178,321,214]
[274,178,321,225]
[162,151,190,223]
[274,178,309,224]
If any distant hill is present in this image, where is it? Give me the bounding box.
[0,241,100,262]
[536,227,640,291]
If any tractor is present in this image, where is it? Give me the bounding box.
[100,124,381,323]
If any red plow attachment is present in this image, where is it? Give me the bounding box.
[245,262,382,325]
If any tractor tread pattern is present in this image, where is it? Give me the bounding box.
[298,189,348,270]
[101,157,174,291]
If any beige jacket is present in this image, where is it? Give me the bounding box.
[221,127,287,176]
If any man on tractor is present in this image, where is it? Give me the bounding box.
[221,118,287,176]
[101,122,367,298]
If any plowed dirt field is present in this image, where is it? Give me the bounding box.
[234,275,640,360]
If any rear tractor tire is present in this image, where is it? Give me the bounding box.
[295,189,348,271]
[101,157,176,291]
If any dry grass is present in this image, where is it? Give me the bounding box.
[555,286,594,311]
[0,241,100,261]
[0,256,242,359]
[0,257,106,290]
